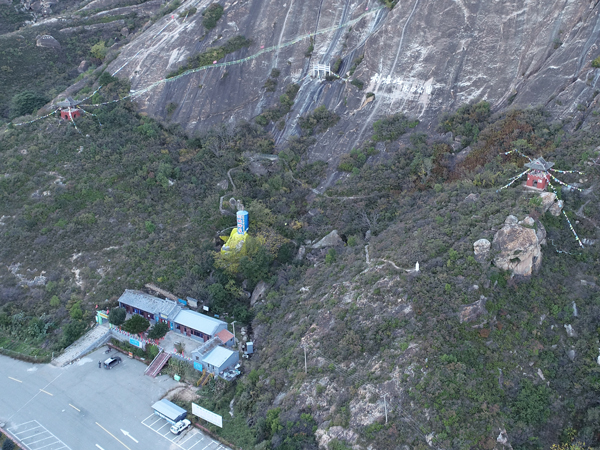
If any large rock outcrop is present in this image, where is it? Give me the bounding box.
[105,0,600,174]
[492,215,545,277]
[36,34,60,49]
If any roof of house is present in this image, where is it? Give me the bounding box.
[174,310,226,336]
[202,346,237,368]
[56,97,81,108]
[215,329,234,343]
[152,399,187,420]
[525,157,554,171]
[191,336,222,358]
[118,289,181,319]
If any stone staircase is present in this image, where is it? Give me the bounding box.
[52,324,111,367]
[144,350,171,378]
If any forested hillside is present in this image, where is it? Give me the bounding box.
[1,0,600,449]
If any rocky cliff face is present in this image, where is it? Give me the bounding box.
[108,0,600,167]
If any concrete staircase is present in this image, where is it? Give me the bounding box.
[52,324,111,367]
[145,350,171,378]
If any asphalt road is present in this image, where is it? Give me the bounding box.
[0,348,229,450]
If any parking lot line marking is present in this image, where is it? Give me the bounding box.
[179,434,195,445]
[8,421,36,431]
[95,445,106,450]
[142,414,155,424]
[200,443,213,450]
[95,422,132,450]
[69,404,80,412]
[13,426,42,436]
[22,435,53,445]
[8,376,22,383]
[18,430,46,439]
[149,418,162,427]
[35,441,61,449]
[186,440,203,450]
[39,389,53,396]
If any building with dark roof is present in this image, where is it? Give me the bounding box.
[524,157,554,190]
[117,289,181,329]
[56,97,82,120]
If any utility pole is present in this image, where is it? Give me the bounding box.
[230,321,237,347]
[382,394,388,424]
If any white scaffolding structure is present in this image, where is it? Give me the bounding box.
[311,63,331,78]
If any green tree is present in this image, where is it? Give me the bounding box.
[69,302,83,320]
[10,91,48,119]
[50,295,60,307]
[91,41,107,60]
[147,322,169,339]
[109,307,127,326]
[61,321,86,348]
[122,314,150,334]
[202,3,223,30]
[2,438,15,450]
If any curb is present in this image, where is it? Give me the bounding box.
[193,423,240,450]
[0,424,27,450]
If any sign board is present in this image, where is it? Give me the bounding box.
[129,337,143,348]
[97,311,109,319]
[193,361,203,372]
[159,312,168,320]
[192,403,222,428]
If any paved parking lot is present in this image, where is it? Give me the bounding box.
[141,414,227,450]
[0,349,226,450]
[8,420,72,450]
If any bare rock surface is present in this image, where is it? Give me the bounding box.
[459,296,488,324]
[250,280,268,306]
[473,238,491,262]
[78,60,90,73]
[36,34,60,48]
[493,215,543,277]
[539,191,564,216]
[311,230,343,249]
[104,0,600,178]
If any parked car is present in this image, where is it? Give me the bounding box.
[103,356,122,369]
[170,419,191,435]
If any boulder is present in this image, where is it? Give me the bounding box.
[549,199,564,216]
[295,245,306,260]
[121,27,129,37]
[564,324,576,337]
[311,230,343,249]
[216,179,228,190]
[539,191,564,216]
[77,60,90,73]
[250,280,268,306]
[36,35,61,49]
[459,295,487,323]
[464,193,479,203]
[473,238,491,262]
[492,215,543,276]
